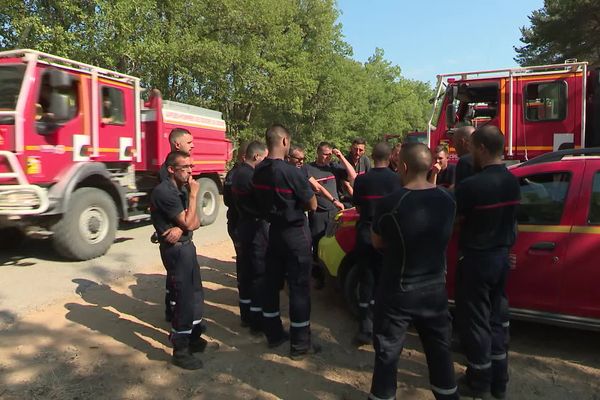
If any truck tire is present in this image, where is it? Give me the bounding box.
[343,261,361,318]
[52,187,117,261]
[0,227,25,251]
[196,178,220,226]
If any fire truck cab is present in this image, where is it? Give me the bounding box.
[0,49,231,260]
[426,61,600,161]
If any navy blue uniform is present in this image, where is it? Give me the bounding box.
[455,164,520,396]
[455,154,475,187]
[253,158,315,351]
[231,163,269,331]
[150,179,204,351]
[351,167,401,337]
[306,162,347,257]
[370,187,458,400]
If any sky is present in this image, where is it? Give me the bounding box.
[336,0,545,83]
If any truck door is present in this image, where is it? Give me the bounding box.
[560,160,600,320]
[509,161,583,312]
[516,73,581,159]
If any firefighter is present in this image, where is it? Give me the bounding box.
[252,124,320,358]
[223,141,250,326]
[351,142,401,346]
[231,141,269,334]
[150,150,206,370]
[388,143,402,173]
[451,125,476,187]
[339,137,371,205]
[156,128,195,323]
[287,144,341,204]
[454,125,519,399]
[306,142,356,287]
[428,144,456,188]
[369,142,458,400]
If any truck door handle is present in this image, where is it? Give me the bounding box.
[529,241,556,251]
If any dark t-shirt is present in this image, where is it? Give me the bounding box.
[231,163,261,220]
[456,164,520,251]
[353,167,402,225]
[223,163,241,226]
[455,154,475,187]
[158,162,169,183]
[428,163,456,188]
[150,179,192,242]
[347,153,371,176]
[306,162,348,211]
[373,187,456,292]
[253,158,314,228]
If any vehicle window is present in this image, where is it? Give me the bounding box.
[455,83,499,127]
[35,71,79,127]
[524,81,567,122]
[517,172,570,225]
[588,172,600,224]
[101,86,125,125]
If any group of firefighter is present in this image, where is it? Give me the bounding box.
[150,123,519,400]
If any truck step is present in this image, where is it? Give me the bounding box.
[124,213,150,222]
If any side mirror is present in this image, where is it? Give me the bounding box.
[48,68,72,89]
[48,92,71,121]
[446,103,457,129]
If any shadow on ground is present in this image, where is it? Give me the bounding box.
[1,251,600,399]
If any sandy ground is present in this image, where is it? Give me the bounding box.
[1,240,600,400]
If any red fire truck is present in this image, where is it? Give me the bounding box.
[0,49,231,260]
[425,61,600,161]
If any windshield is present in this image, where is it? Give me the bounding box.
[0,64,25,111]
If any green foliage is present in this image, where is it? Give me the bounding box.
[515,0,600,66]
[0,0,433,155]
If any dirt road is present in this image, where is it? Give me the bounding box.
[1,213,600,399]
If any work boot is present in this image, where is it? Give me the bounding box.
[290,342,322,360]
[172,350,203,370]
[490,385,506,399]
[353,331,372,346]
[267,331,290,348]
[457,375,490,399]
[189,337,208,353]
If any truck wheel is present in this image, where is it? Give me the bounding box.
[52,188,117,261]
[343,262,361,318]
[0,227,25,250]
[196,178,220,226]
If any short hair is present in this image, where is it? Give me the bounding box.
[237,140,250,161]
[400,143,432,175]
[317,141,332,153]
[245,140,267,159]
[169,128,191,146]
[265,124,290,148]
[289,144,304,156]
[165,150,189,168]
[452,125,475,142]
[352,137,366,146]
[434,144,448,155]
[472,125,505,157]
[372,142,391,162]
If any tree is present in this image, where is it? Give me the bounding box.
[515,0,600,66]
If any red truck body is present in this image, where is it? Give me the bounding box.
[419,61,600,162]
[0,49,231,260]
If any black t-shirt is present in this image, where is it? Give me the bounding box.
[353,167,402,225]
[223,163,241,225]
[346,153,371,176]
[232,163,261,220]
[150,179,192,242]
[428,163,456,188]
[158,162,169,182]
[455,154,475,187]
[373,187,456,292]
[253,158,314,228]
[456,164,520,251]
[306,162,348,211]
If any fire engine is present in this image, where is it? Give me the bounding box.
[0,49,231,260]
[425,60,600,161]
